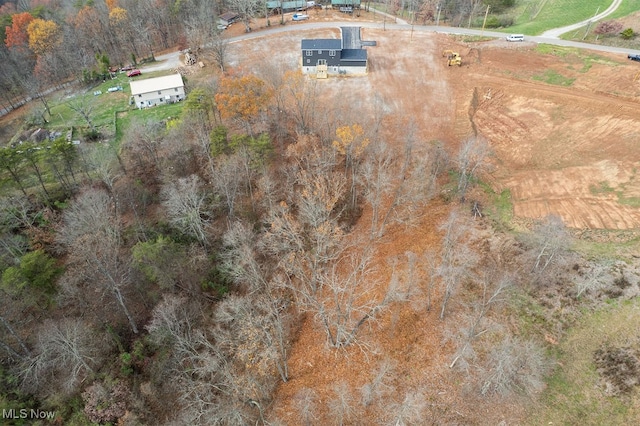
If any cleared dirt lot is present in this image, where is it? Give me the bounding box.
[230,24,640,231]
[226,23,640,423]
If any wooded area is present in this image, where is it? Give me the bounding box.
[2,0,640,424]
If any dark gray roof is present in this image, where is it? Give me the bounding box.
[341,27,361,49]
[301,39,342,50]
[340,49,367,61]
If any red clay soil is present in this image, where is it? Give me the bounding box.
[226,22,640,424]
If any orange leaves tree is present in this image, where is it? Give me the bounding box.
[27,18,61,56]
[4,12,34,51]
[214,74,273,136]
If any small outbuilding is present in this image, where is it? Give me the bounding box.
[130,73,185,109]
[218,12,239,27]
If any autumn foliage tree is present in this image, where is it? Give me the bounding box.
[27,18,62,56]
[215,74,273,135]
[4,12,34,52]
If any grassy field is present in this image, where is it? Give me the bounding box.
[497,0,613,35]
[531,299,640,425]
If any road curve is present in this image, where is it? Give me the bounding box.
[224,20,640,55]
[541,0,624,38]
[147,17,640,72]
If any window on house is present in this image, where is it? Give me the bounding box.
[305,50,312,56]
[175,88,178,92]
[158,91,162,95]
[318,50,322,54]
[160,97,164,102]
[329,50,336,56]
[138,94,141,97]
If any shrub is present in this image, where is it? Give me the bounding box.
[83,129,100,141]
[594,20,623,36]
[620,28,635,39]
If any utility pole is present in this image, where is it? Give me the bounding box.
[436,3,441,26]
[481,5,490,35]
[583,6,600,40]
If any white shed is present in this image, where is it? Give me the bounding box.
[130,73,185,109]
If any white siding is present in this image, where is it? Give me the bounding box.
[134,87,185,108]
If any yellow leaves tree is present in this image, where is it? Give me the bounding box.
[27,18,61,56]
[333,124,371,210]
[108,7,128,26]
[214,74,273,135]
[333,124,370,159]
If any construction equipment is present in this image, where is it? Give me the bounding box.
[442,50,462,67]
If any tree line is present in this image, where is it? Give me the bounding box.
[0,0,526,116]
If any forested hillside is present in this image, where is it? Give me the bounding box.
[3,0,640,425]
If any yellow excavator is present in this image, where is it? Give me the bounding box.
[442,50,462,66]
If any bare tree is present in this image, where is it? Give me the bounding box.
[67,96,97,132]
[386,391,427,426]
[220,220,267,292]
[215,292,291,383]
[437,210,479,320]
[146,294,257,425]
[181,0,220,49]
[328,381,356,426]
[360,359,395,407]
[58,189,139,334]
[282,70,319,134]
[449,273,513,370]
[0,313,30,360]
[210,33,229,72]
[211,154,245,217]
[456,135,491,200]
[84,143,123,192]
[293,388,319,426]
[480,337,549,397]
[575,261,611,298]
[528,214,572,278]
[309,247,406,348]
[19,318,107,397]
[161,174,209,245]
[228,0,263,32]
[372,132,438,238]
[361,139,394,238]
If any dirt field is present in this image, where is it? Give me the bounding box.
[223,18,640,423]
[228,17,640,232]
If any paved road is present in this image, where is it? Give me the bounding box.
[541,0,624,38]
[145,10,640,72]
[1,6,637,117]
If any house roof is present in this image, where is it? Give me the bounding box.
[301,39,342,50]
[130,74,184,96]
[340,49,367,61]
[219,12,239,22]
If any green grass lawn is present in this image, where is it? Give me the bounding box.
[499,0,615,35]
[530,299,640,425]
[115,102,184,143]
[45,71,184,143]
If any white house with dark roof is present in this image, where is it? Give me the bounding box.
[301,27,373,76]
[130,73,185,109]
